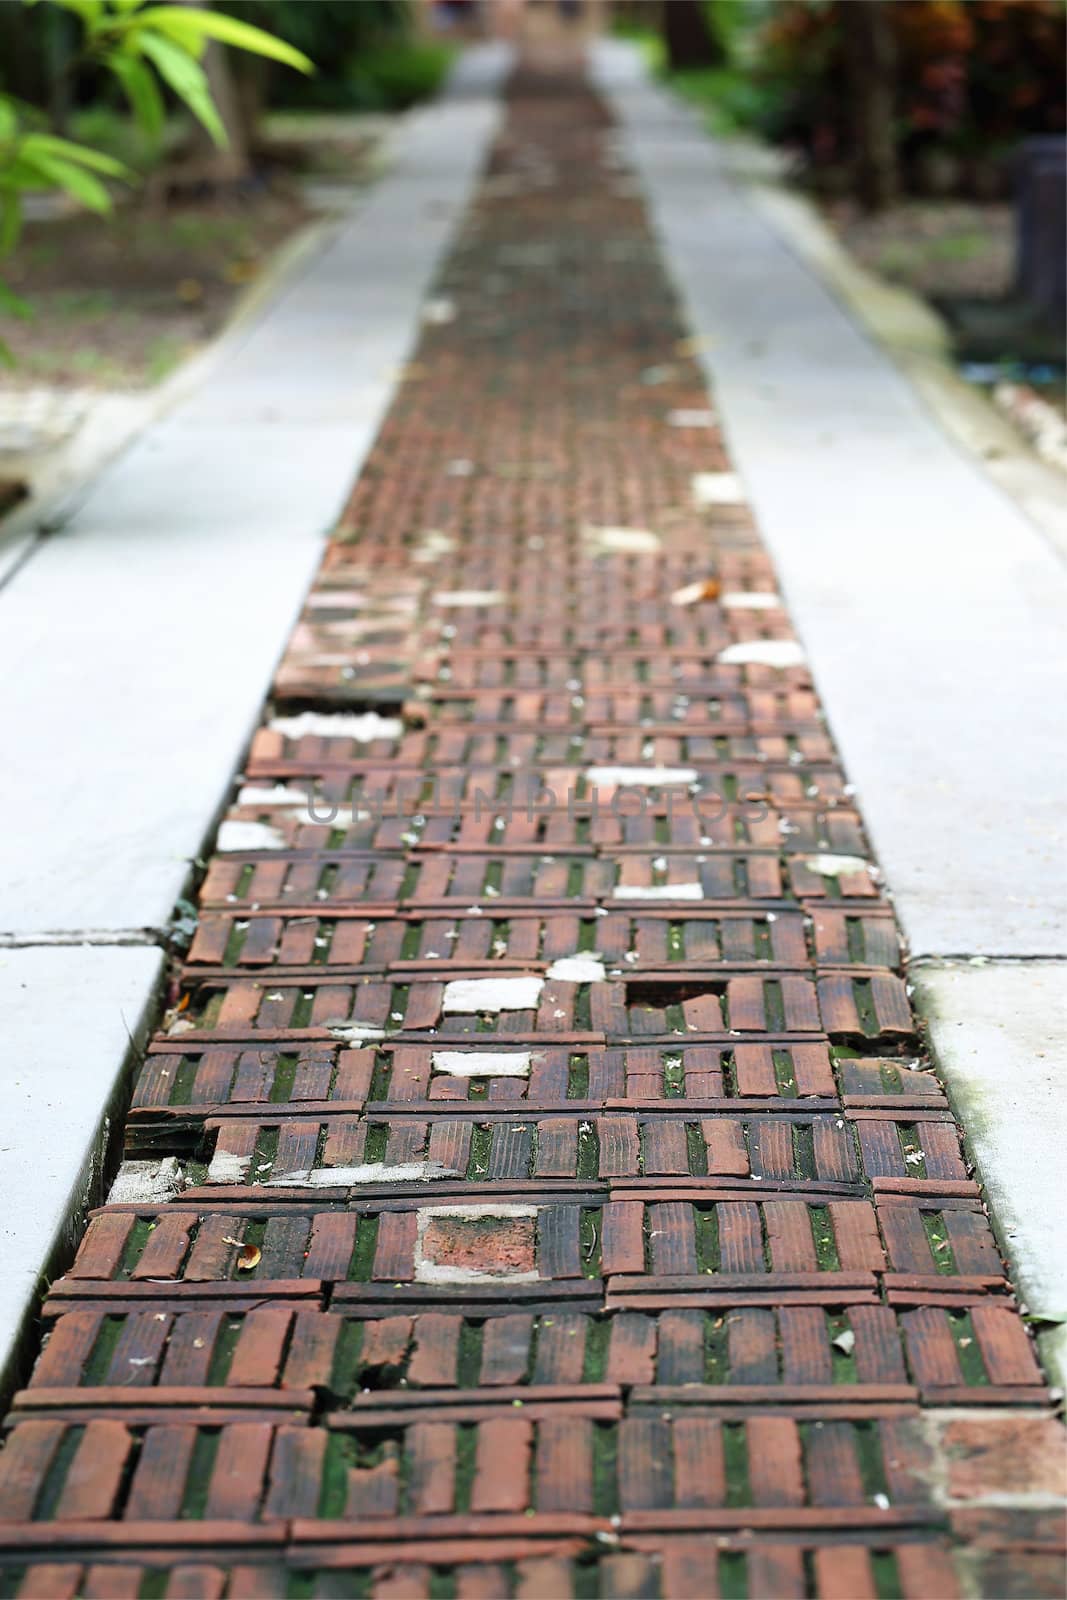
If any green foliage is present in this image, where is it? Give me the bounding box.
[344,38,455,114]
[668,62,777,139]
[0,0,313,360]
[612,5,771,139]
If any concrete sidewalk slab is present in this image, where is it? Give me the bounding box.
[0,944,163,1391]
[595,40,1067,961]
[916,961,1067,1387]
[0,44,511,938]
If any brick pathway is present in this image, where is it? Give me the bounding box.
[1,48,1063,1599]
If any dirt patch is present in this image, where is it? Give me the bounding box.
[0,120,383,392]
[821,197,1014,303]
[0,186,310,390]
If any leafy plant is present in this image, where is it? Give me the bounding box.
[0,0,313,360]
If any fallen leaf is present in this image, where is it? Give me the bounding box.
[671,578,720,607]
[224,259,258,284]
[235,1243,261,1271]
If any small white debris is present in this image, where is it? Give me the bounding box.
[446,458,475,476]
[108,1158,184,1206]
[668,409,716,427]
[326,1024,387,1045]
[432,590,505,607]
[216,821,286,853]
[873,1494,890,1511]
[432,1051,532,1078]
[412,529,456,563]
[831,1329,856,1355]
[268,1161,458,1187]
[720,592,782,610]
[586,765,698,788]
[269,711,402,741]
[613,883,704,901]
[546,956,605,983]
[803,854,872,878]
[692,471,744,506]
[422,297,456,324]
[442,977,544,1014]
[717,640,806,668]
[206,1149,252,1184]
[581,524,661,555]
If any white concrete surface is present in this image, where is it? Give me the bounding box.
[0,43,511,937]
[0,944,163,1389]
[916,963,1067,1387]
[595,40,1067,961]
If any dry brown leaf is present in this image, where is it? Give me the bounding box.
[235,1243,261,1271]
[671,578,720,607]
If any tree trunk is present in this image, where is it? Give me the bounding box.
[197,37,252,181]
[661,0,723,72]
[186,0,253,184]
[842,0,898,211]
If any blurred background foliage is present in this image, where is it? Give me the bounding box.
[617,0,1066,203]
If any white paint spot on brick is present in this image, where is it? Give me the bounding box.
[546,956,605,982]
[412,530,456,563]
[668,409,716,427]
[108,1157,184,1205]
[235,785,313,809]
[586,765,698,787]
[692,471,745,505]
[582,524,661,555]
[720,592,782,610]
[431,1051,532,1078]
[803,854,872,877]
[432,590,505,607]
[267,1161,459,1187]
[717,640,806,668]
[269,711,402,741]
[216,821,286,852]
[612,882,704,900]
[442,977,544,1014]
